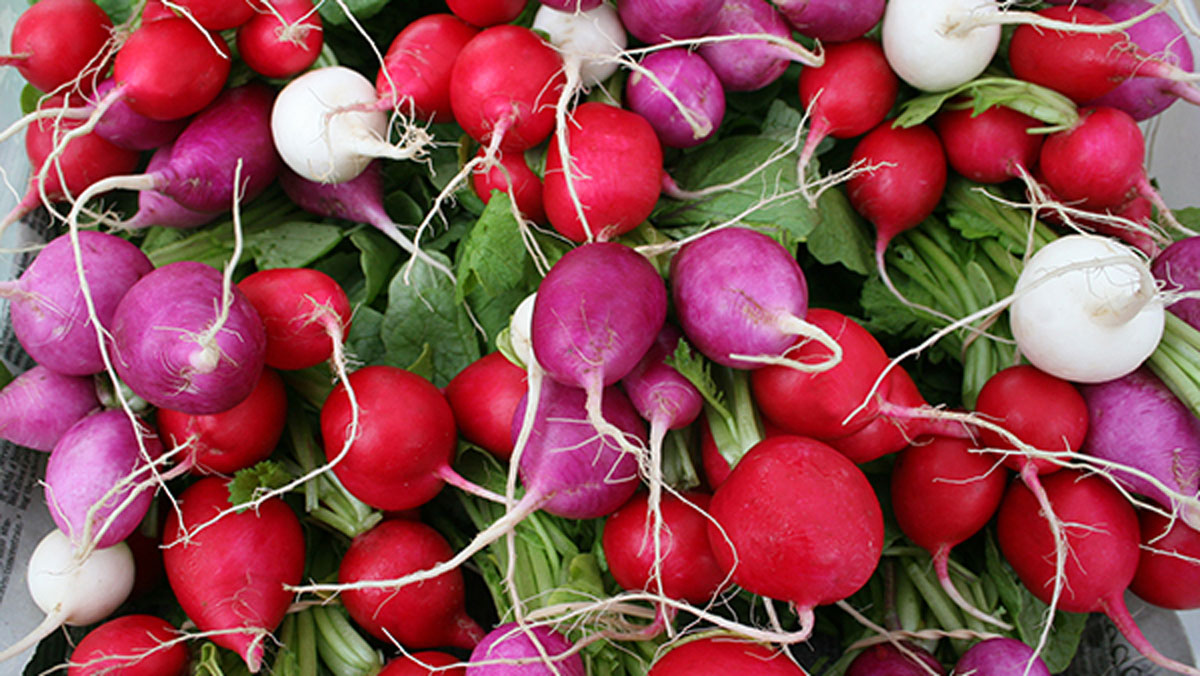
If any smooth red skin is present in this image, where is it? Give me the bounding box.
[648,636,806,675]
[339,519,484,650]
[125,522,165,599]
[68,615,189,676]
[444,351,526,461]
[156,367,287,475]
[470,148,545,224]
[320,365,456,511]
[847,122,947,244]
[798,39,898,140]
[446,0,525,27]
[237,268,352,370]
[846,642,946,676]
[933,104,1043,184]
[1009,6,1126,103]
[449,25,565,152]
[891,437,1008,553]
[24,113,140,204]
[163,477,305,671]
[378,651,464,676]
[707,435,884,610]
[142,0,176,21]
[543,102,664,242]
[602,491,728,603]
[1039,106,1144,211]
[113,18,232,121]
[1130,510,1200,610]
[236,0,323,79]
[827,365,928,464]
[996,469,1140,613]
[377,14,477,123]
[974,364,1088,475]
[6,0,113,94]
[168,0,254,29]
[699,414,787,490]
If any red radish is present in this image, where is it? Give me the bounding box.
[1130,510,1200,610]
[339,519,484,649]
[974,364,1087,476]
[237,268,352,371]
[444,351,527,461]
[108,17,232,121]
[0,365,98,452]
[697,0,802,93]
[846,642,946,676]
[1,0,113,94]
[236,0,323,79]
[996,470,1200,676]
[156,367,287,475]
[320,365,501,511]
[163,477,305,672]
[707,435,884,640]
[467,623,584,676]
[797,38,899,177]
[376,14,478,123]
[933,103,1044,184]
[625,48,726,149]
[1088,0,1195,120]
[379,651,465,676]
[542,102,664,242]
[167,0,255,30]
[67,614,189,676]
[826,363,944,464]
[1038,106,1162,212]
[777,0,884,42]
[141,0,176,21]
[891,437,1009,626]
[470,149,546,224]
[446,0,525,27]
[618,0,721,44]
[647,634,805,675]
[953,638,1050,676]
[449,25,565,153]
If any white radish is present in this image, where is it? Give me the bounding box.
[881,0,1002,92]
[508,292,539,369]
[532,3,627,87]
[1010,234,1165,383]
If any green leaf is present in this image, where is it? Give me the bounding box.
[805,186,874,275]
[245,221,345,269]
[664,339,730,422]
[345,305,385,365]
[1175,207,1200,233]
[316,0,390,26]
[380,252,481,387]
[0,362,11,389]
[760,99,805,145]
[348,228,399,306]
[455,193,529,303]
[20,84,41,116]
[94,0,135,24]
[228,460,293,507]
[894,76,1078,131]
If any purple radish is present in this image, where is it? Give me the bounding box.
[110,261,267,415]
[621,324,703,441]
[953,637,1051,676]
[1080,367,1200,526]
[626,48,725,148]
[118,142,221,230]
[846,642,945,676]
[0,231,154,376]
[670,226,839,370]
[467,623,585,676]
[698,0,802,92]
[618,0,723,44]
[1152,235,1200,330]
[538,0,602,9]
[44,410,164,549]
[90,78,189,151]
[1087,0,1195,120]
[0,365,99,451]
[776,0,885,42]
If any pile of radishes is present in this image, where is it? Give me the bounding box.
[3,0,1200,674]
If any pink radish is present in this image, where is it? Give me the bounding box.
[117,143,220,231]
[88,78,189,151]
[376,14,478,123]
[846,642,946,676]
[618,0,722,44]
[697,0,802,92]
[1,0,113,94]
[236,0,323,79]
[467,623,584,676]
[777,0,884,42]
[626,48,725,149]
[953,638,1050,676]
[0,365,98,452]
[67,614,189,676]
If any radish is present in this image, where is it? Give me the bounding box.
[44,410,164,550]
[670,227,841,371]
[1,0,113,94]
[974,364,1088,477]
[116,143,220,231]
[647,634,805,674]
[339,519,484,649]
[707,435,884,641]
[107,17,232,121]
[237,267,352,370]
[846,642,946,676]
[1008,234,1164,383]
[111,260,268,415]
[236,0,323,79]
[155,367,288,475]
[621,323,703,470]
[933,102,1044,185]
[890,437,1009,627]
[66,614,189,676]
[445,351,527,461]
[996,469,1200,676]
[826,364,941,464]
[380,651,465,676]
[0,365,99,452]
[776,0,884,42]
[953,638,1050,676]
[0,529,134,664]
[88,78,189,151]
[470,149,546,224]
[447,0,525,27]
[1153,235,1200,329]
[542,102,664,242]
[1130,509,1200,610]
[375,14,478,123]
[168,0,255,30]
[531,2,626,88]
[618,0,722,44]
[1038,106,1162,212]
[467,623,584,676]
[625,48,725,149]
[1088,0,1195,120]
[697,0,803,92]
[881,0,1002,92]
[163,476,305,672]
[1,230,153,376]
[539,0,602,10]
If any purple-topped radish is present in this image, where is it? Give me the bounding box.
[670,227,840,371]
[45,410,163,550]
[111,261,267,415]
[90,78,189,151]
[618,0,722,44]
[622,324,703,441]
[1152,236,1200,330]
[846,642,945,676]
[953,638,1050,676]
[118,142,221,230]
[467,623,585,676]
[626,48,725,148]
[1087,0,1195,120]
[777,0,884,42]
[698,0,804,92]
[538,0,602,10]
[0,365,99,452]
[1,231,154,376]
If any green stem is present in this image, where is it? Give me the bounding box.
[907,228,981,317]
[311,605,382,676]
[1148,313,1200,417]
[895,560,923,632]
[297,608,319,676]
[901,556,967,632]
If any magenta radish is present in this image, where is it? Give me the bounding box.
[846,642,946,676]
[236,0,323,79]
[339,519,484,649]
[110,261,268,415]
[1,0,113,94]
[1130,509,1200,610]
[881,0,1002,92]
[953,638,1050,676]
[0,365,98,452]
[670,227,840,371]
[66,614,189,676]
[44,410,163,549]
[542,103,664,242]
[445,351,527,461]
[890,437,1010,626]
[1152,236,1200,329]
[539,0,602,10]
[117,142,221,231]
[87,78,188,152]
[707,435,884,640]
[237,267,352,370]
[777,0,884,42]
[1038,106,1157,212]
[376,14,478,123]
[107,17,232,121]
[618,0,722,44]
[933,103,1044,184]
[625,48,725,149]
[696,0,802,92]
[996,469,1200,676]
[467,623,584,676]
[447,0,525,27]
[648,635,805,675]
[470,149,546,224]
[1,230,153,376]
[621,324,704,449]
[162,477,305,673]
[1087,0,1195,120]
